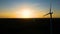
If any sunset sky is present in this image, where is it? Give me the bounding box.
[0,0,60,18]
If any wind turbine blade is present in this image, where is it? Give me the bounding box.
[44,13,49,16]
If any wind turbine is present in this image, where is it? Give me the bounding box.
[44,0,53,34]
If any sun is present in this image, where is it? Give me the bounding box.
[16,9,32,18]
[21,9,31,18]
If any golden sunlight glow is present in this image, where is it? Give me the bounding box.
[21,9,31,18]
[16,9,33,18]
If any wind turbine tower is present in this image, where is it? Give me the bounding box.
[44,0,53,34]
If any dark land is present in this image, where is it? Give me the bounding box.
[0,18,60,34]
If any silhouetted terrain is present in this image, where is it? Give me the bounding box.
[0,18,60,34]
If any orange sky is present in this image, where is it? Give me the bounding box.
[0,0,60,18]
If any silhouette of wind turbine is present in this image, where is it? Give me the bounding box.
[44,0,53,34]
